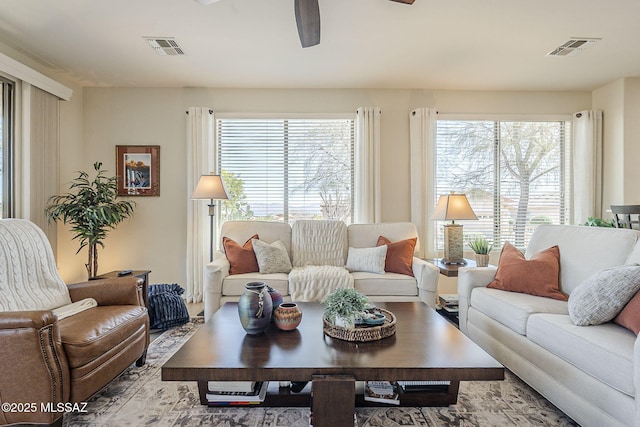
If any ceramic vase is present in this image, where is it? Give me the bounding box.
[273,303,303,331]
[267,285,283,322]
[475,253,490,267]
[238,282,272,335]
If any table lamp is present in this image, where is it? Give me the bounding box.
[432,193,478,264]
[192,173,229,262]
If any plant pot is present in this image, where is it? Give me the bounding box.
[273,303,303,331]
[475,253,490,267]
[238,282,273,335]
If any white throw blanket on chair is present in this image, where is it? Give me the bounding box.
[289,265,353,302]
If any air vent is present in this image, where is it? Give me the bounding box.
[547,38,600,57]
[144,38,185,56]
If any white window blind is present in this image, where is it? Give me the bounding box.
[434,119,571,251]
[217,117,354,224]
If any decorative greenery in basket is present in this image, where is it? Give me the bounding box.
[467,237,493,255]
[323,288,369,329]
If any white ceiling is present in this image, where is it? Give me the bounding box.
[0,0,638,91]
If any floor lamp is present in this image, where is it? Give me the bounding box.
[432,193,478,264]
[191,174,229,262]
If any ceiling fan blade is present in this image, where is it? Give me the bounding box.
[389,0,415,4]
[294,0,320,48]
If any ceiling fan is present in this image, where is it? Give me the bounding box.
[194,0,415,48]
[295,0,415,48]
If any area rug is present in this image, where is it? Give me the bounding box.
[63,319,578,427]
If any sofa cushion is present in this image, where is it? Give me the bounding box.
[352,272,417,296]
[346,246,387,274]
[58,305,148,369]
[222,273,289,297]
[614,289,640,334]
[348,223,420,253]
[223,234,259,275]
[527,313,636,397]
[377,236,416,277]
[470,287,568,335]
[526,224,640,294]
[568,265,640,326]
[251,239,292,274]
[488,242,567,301]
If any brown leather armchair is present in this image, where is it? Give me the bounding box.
[0,220,149,426]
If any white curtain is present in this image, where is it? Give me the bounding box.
[186,107,215,303]
[28,85,60,248]
[572,110,603,225]
[409,108,437,258]
[354,107,381,223]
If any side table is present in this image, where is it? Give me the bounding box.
[426,258,478,326]
[426,257,477,277]
[95,270,151,307]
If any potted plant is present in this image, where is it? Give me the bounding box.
[323,287,369,328]
[468,237,493,267]
[583,217,615,228]
[46,162,135,279]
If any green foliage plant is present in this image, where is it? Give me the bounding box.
[323,287,369,328]
[468,238,493,255]
[583,217,615,228]
[45,162,135,279]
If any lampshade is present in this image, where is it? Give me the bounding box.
[432,193,478,222]
[191,174,229,200]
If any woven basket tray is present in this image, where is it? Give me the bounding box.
[323,308,396,342]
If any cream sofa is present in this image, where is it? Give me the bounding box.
[204,220,440,320]
[459,224,640,427]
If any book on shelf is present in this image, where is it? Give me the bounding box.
[441,305,459,313]
[207,380,255,393]
[397,380,450,392]
[363,381,400,405]
[438,294,459,307]
[206,381,268,403]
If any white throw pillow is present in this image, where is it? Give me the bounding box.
[568,265,640,326]
[345,246,387,274]
[251,239,292,274]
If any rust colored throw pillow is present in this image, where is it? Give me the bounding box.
[223,234,259,275]
[376,236,417,277]
[487,242,567,301]
[614,290,640,335]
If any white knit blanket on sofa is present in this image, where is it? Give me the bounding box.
[292,220,347,267]
[288,265,353,302]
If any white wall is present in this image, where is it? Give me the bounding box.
[55,87,590,288]
[623,78,640,203]
[593,77,640,219]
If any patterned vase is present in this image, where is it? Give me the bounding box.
[273,302,303,331]
[238,282,273,335]
[267,285,283,322]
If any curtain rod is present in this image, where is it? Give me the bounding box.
[185,109,214,115]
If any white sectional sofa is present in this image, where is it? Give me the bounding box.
[204,220,440,320]
[459,224,640,427]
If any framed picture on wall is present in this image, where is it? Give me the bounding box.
[116,145,160,196]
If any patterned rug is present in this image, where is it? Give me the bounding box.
[63,319,578,427]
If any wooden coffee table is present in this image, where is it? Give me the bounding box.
[162,302,503,427]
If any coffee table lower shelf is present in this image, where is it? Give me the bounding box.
[198,379,460,407]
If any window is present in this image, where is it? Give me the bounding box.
[0,78,14,218]
[434,118,571,250]
[217,116,354,225]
